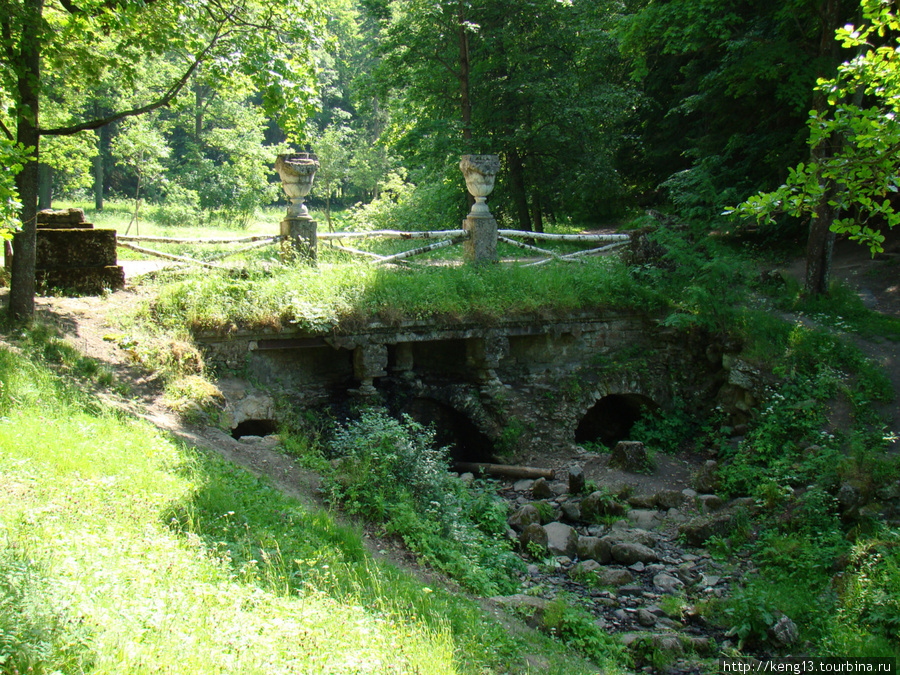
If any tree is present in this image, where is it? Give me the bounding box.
[733,0,900,295]
[1,0,321,317]
[618,0,852,222]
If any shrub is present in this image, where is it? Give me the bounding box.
[325,409,522,595]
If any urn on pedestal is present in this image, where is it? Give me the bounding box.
[460,154,500,263]
[275,153,320,262]
[275,153,319,220]
[459,154,500,218]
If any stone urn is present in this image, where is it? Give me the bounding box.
[460,154,500,217]
[275,152,319,220]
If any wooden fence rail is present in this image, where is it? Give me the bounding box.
[116,228,630,267]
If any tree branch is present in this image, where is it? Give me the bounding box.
[0,117,13,141]
[38,20,231,136]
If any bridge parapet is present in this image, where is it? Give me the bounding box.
[195,310,736,457]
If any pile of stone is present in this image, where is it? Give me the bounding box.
[35,208,124,294]
[488,445,792,666]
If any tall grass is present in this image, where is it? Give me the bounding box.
[144,256,656,334]
[0,325,608,674]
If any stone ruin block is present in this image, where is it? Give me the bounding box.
[34,210,125,294]
[37,229,117,268]
[36,208,94,229]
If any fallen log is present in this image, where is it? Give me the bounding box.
[453,462,554,480]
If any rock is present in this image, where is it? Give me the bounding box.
[837,482,860,513]
[627,509,662,530]
[679,513,735,547]
[459,472,475,485]
[490,594,552,629]
[508,504,541,532]
[611,542,658,565]
[637,609,657,627]
[629,562,645,572]
[699,574,720,588]
[617,585,644,598]
[682,488,698,499]
[513,479,534,492]
[699,494,725,512]
[544,522,578,558]
[628,494,657,509]
[876,480,900,501]
[526,564,540,577]
[694,460,720,493]
[655,489,686,510]
[770,615,799,646]
[594,568,634,587]
[532,477,553,499]
[608,441,648,472]
[561,501,581,521]
[568,466,586,495]
[652,573,685,594]
[580,490,627,522]
[689,636,713,654]
[577,535,612,564]
[728,497,757,511]
[611,528,657,548]
[519,523,549,556]
[675,564,700,586]
[573,559,602,576]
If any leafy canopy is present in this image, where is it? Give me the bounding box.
[733,0,900,253]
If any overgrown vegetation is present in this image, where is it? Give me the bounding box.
[0,323,609,674]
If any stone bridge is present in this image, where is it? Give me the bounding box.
[196,310,759,459]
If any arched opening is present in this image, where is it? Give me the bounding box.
[232,419,278,440]
[575,394,657,448]
[400,397,495,463]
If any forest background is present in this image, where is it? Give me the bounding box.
[3,0,890,278]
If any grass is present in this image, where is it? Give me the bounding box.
[0,321,611,674]
[140,256,654,335]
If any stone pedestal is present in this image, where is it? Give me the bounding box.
[459,154,500,264]
[463,214,498,264]
[280,218,317,263]
[275,153,319,265]
[353,344,388,396]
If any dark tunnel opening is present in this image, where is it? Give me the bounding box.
[400,397,495,464]
[574,394,658,448]
[231,419,278,440]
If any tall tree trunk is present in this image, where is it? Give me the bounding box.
[508,149,532,232]
[9,0,44,319]
[531,195,544,234]
[804,0,844,296]
[457,2,472,146]
[94,117,108,211]
[38,163,51,210]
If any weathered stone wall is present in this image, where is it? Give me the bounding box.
[196,310,744,456]
[34,208,124,294]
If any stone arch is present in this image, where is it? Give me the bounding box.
[399,396,496,463]
[231,418,278,439]
[574,392,659,448]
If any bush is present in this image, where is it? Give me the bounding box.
[325,409,522,595]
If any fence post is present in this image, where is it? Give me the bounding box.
[275,153,319,263]
[460,155,500,264]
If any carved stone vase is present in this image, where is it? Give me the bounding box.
[275,152,319,220]
[459,154,500,218]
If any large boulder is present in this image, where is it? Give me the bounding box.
[581,490,626,522]
[519,523,549,556]
[577,535,612,564]
[611,542,658,565]
[608,441,649,472]
[508,504,542,532]
[544,522,578,558]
